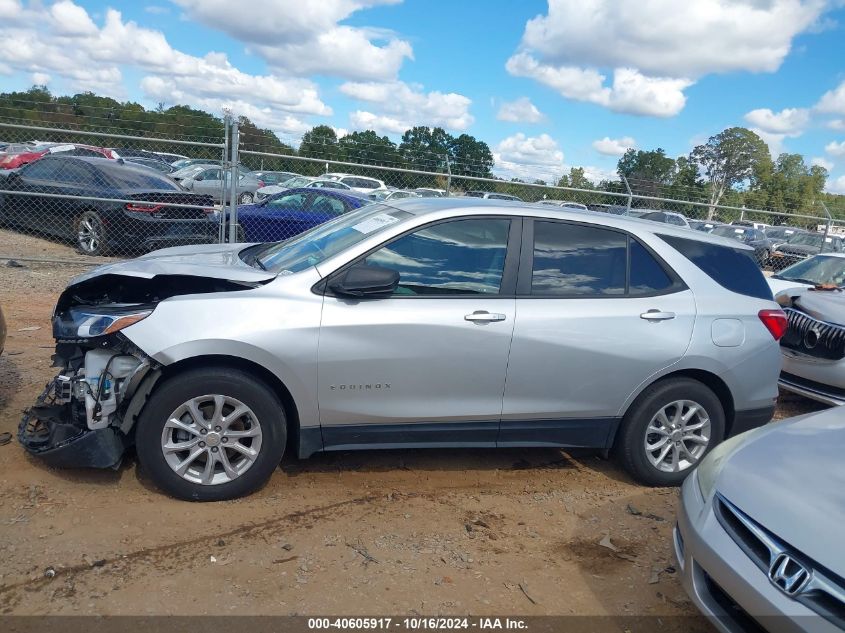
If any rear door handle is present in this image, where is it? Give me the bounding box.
[640,310,676,321]
[465,311,506,323]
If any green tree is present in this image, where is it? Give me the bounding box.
[449,134,494,177]
[399,126,451,172]
[299,125,339,161]
[690,127,771,219]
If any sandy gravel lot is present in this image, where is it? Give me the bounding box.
[0,234,824,628]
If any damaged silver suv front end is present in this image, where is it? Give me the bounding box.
[17,251,271,469]
[18,277,161,468]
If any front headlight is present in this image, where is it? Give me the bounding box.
[54,306,153,339]
[695,432,752,500]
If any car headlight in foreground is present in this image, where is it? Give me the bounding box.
[694,431,751,499]
[54,306,153,338]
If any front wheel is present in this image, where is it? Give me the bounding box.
[614,378,725,486]
[238,192,254,204]
[135,367,287,501]
[75,210,110,256]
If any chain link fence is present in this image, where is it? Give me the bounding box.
[2,118,843,279]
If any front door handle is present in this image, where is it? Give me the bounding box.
[465,311,506,323]
[640,310,676,321]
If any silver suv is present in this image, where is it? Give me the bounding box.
[19,199,786,500]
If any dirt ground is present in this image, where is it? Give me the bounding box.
[0,235,825,627]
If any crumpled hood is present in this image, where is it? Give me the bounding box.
[778,287,845,324]
[716,407,845,577]
[69,243,276,286]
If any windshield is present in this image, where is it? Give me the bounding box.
[775,255,845,286]
[787,233,825,247]
[280,176,313,188]
[255,204,413,273]
[712,226,749,240]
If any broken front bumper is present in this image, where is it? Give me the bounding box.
[18,378,131,469]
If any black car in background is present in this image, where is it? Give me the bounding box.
[771,232,845,268]
[0,156,216,256]
[710,224,775,265]
[764,225,807,244]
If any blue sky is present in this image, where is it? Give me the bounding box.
[1,0,845,192]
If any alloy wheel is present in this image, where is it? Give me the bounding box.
[77,212,103,254]
[643,399,711,473]
[160,394,263,486]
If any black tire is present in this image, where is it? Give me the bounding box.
[238,192,254,204]
[614,377,725,487]
[135,367,286,501]
[74,209,110,256]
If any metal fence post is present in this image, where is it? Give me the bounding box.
[228,120,240,244]
[740,206,746,222]
[445,154,452,197]
[621,175,633,214]
[820,202,832,254]
[218,114,230,244]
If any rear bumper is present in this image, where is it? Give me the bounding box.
[675,475,837,633]
[110,214,218,250]
[779,352,845,406]
[779,372,845,406]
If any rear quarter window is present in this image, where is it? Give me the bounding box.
[659,234,773,301]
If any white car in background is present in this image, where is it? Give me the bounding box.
[323,172,387,194]
[537,200,588,211]
[254,176,353,202]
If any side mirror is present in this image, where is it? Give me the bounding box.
[330,264,399,298]
[193,174,204,181]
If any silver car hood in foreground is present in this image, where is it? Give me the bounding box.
[69,243,276,286]
[717,406,845,576]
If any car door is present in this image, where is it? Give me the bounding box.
[3,158,62,229]
[500,218,696,447]
[317,216,520,448]
[246,190,312,241]
[192,168,224,201]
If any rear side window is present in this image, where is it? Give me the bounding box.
[659,234,772,300]
[531,221,627,296]
[629,239,674,295]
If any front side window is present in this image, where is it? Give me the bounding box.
[364,218,510,296]
[531,221,627,296]
[310,194,347,215]
[267,192,309,210]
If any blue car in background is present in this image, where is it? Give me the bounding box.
[234,187,370,242]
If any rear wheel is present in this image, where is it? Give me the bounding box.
[135,367,286,501]
[238,192,254,204]
[615,378,725,486]
[75,210,110,256]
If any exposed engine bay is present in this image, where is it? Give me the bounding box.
[18,272,265,469]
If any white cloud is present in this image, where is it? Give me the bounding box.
[497,97,544,123]
[508,0,827,117]
[0,2,331,136]
[0,0,22,20]
[144,5,170,15]
[506,53,690,117]
[827,175,845,194]
[827,119,845,131]
[518,0,826,78]
[173,0,412,81]
[811,157,834,171]
[592,136,636,156]
[744,107,809,135]
[816,79,845,115]
[492,132,565,182]
[826,140,845,157]
[31,72,50,86]
[341,81,473,133]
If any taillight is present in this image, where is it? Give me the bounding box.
[258,180,265,188]
[125,203,163,213]
[758,309,788,341]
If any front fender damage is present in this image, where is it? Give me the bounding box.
[19,270,268,469]
[18,336,157,469]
